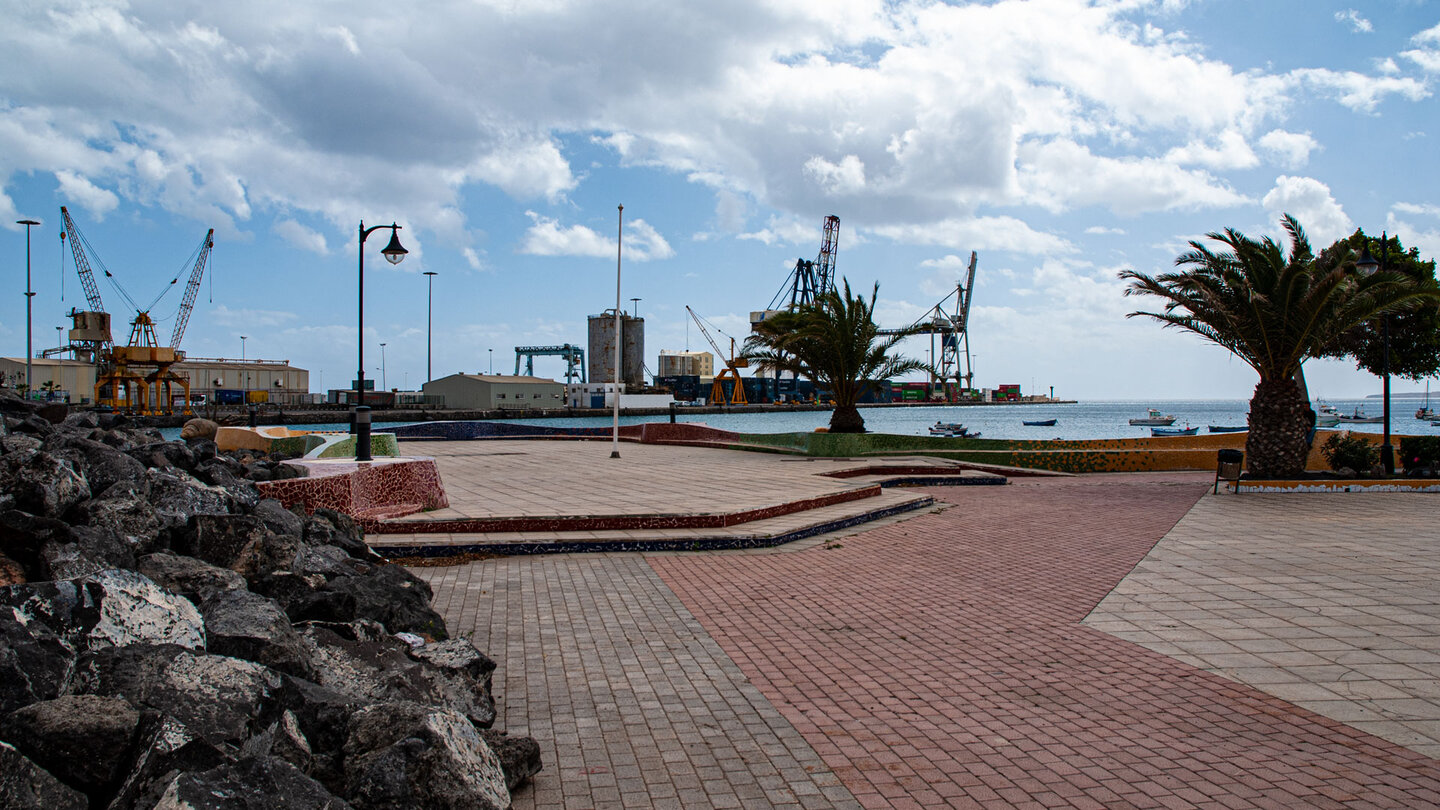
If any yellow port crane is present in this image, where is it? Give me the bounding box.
[685,306,748,406]
[60,206,214,414]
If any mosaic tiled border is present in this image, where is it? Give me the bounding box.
[373,495,936,558]
[257,457,448,518]
[1228,479,1440,493]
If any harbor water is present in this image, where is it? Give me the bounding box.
[161,398,1440,442]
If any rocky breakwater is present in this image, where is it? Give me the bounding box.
[0,391,540,809]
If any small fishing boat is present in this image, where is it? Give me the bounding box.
[1314,401,1340,427]
[1022,419,1057,426]
[1420,408,1438,420]
[1335,408,1383,424]
[1129,408,1176,426]
[1207,425,1247,433]
[1152,425,1198,436]
[929,421,966,435]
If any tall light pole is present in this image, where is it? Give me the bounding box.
[356,221,408,461]
[1356,236,1394,474]
[240,335,249,393]
[18,219,40,395]
[423,271,437,382]
[380,342,388,390]
[611,204,623,459]
[630,297,641,318]
[488,348,493,374]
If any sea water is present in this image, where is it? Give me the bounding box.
[159,398,1439,442]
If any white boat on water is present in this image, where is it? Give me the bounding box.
[1129,408,1176,426]
[1314,402,1340,427]
[1335,408,1383,424]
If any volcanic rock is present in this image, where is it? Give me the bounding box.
[342,701,509,810]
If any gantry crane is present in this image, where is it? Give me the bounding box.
[685,306,748,405]
[60,206,214,414]
[877,251,978,400]
[761,214,840,315]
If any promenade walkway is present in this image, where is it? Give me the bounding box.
[414,461,1440,808]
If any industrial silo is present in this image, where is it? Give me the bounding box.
[588,312,645,387]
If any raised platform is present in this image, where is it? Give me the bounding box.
[308,437,1004,557]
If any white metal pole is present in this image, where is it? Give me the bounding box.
[611,204,623,459]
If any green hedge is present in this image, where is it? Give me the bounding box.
[1400,436,1440,469]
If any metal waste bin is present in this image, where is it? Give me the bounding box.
[1215,448,1244,493]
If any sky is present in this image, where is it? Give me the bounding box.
[2,0,1439,401]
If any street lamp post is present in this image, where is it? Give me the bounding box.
[423,271,437,382]
[240,335,248,394]
[1356,235,1394,474]
[356,221,408,461]
[380,342,387,391]
[18,219,40,395]
[488,348,493,375]
[630,297,641,318]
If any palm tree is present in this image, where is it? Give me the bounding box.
[743,279,931,433]
[1120,215,1437,478]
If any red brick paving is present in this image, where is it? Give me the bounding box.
[650,473,1440,808]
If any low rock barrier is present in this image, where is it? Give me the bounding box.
[0,390,539,809]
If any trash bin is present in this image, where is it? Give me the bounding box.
[1215,448,1244,493]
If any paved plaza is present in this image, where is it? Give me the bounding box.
[412,451,1440,809]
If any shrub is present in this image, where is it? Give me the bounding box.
[1400,435,1440,471]
[1320,432,1378,472]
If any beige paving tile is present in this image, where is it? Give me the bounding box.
[1086,490,1440,759]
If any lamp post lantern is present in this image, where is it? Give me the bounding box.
[1355,236,1394,474]
[630,297,641,318]
[423,271,438,382]
[17,219,40,395]
[356,221,407,461]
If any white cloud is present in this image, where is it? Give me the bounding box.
[462,247,484,270]
[738,215,820,247]
[1261,176,1353,246]
[1289,69,1430,112]
[870,216,1074,256]
[1334,10,1373,34]
[518,211,673,261]
[1402,24,1440,73]
[55,171,119,218]
[0,0,1433,278]
[1084,225,1126,235]
[209,304,298,328]
[803,154,867,196]
[1019,140,1249,215]
[273,219,328,254]
[1393,202,1440,218]
[1257,129,1319,169]
[1162,130,1258,170]
[1386,212,1440,262]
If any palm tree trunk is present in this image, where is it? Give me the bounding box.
[1245,377,1311,477]
[829,404,866,433]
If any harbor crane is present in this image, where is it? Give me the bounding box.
[755,215,841,327]
[877,251,978,400]
[685,306,748,405]
[514,344,587,383]
[60,205,215,414]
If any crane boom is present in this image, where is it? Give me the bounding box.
[170,230,215,348]
[60,206,106,315]
[685,306,748,405]
[814,215,840,297]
